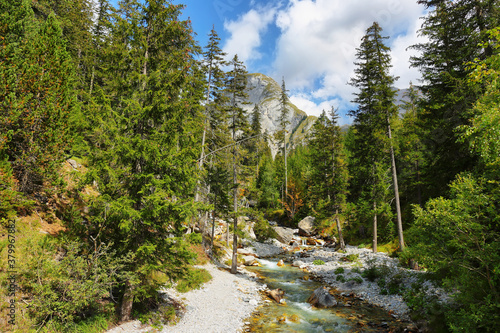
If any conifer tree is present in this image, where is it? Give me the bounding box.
[0,0,77,194]
[225,54,249,274]
[86,0,204,320]
[349,22,404,251]
[410,0,500,199]
[274,78,290,199]
[197,27,228,202]
[308,108,348,249]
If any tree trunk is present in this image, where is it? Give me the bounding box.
[120,281,134,322]
[195,68,212,202]
[211,207,216,257]
[372,201,377,253]
[284,139,288,197]
[416,159,422,207]
[387,118,405,251]
[231,112,238,274]
[335,209,345,250]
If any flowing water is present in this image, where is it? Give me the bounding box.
[246,258,407,333]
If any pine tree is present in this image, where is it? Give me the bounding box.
[349,22,404,251]
[308,108,349,249]
[224,54,249,274]
[0,0,77,194]
[86,0,204,320]
[410,0,500,199]
[197,27,228,202]
[274,78,290,200]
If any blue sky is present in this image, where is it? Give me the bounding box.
[114,0,428,124]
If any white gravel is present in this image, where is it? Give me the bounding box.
[292,245,449,320]
[106,263,262,333]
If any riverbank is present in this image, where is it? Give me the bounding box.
[289,245,450,322]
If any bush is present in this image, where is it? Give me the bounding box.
[175,268,212,293]
[348,276,363,284]
[336,275,346,283]
[334,267,345,274]
[405,174,500,332]
[313,259,325,265]
[11,238,124,328]
[253,216,278,242]
[186,232,202,244]
[341,254,359,262]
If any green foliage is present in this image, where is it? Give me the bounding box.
[187,232,202,245]
[340,254,359,263]
[175,268,212,293]
[334,267,345,274]
[313,259,325,265]
[410,0,498,199]
[0,2,78,194]
[348,276,363,284]
[12,238,124,327]
[0,157,33,221]
[253,215,278,242]
[405,174,500,332]
[336,275,346,283]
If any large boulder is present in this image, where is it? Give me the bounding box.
[272,226,295,245]
[307,287,337,308]
[298,216,316,236]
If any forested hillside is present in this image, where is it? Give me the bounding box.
[1,0,499,332]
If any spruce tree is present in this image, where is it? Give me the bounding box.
[308,108,348,249]
[197,27,228,202]
[410,0,500,199]
[274,78,290,199]
[225,54,249,274]
[86,0,204,320]
[349,22,404,251]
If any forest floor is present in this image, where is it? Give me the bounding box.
[106,262,263,333]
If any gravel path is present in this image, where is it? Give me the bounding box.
[106,263,262,333]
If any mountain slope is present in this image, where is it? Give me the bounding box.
[241,73,317,156]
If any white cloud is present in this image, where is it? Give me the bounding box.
[222,5,278,64]
[269,0,426,119]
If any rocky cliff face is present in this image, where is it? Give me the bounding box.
[240,73,317,157]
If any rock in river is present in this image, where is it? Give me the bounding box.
[307,286,338,308]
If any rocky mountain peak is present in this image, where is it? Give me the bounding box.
[241,73,317,157]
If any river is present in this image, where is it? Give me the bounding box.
[246,257,409,332]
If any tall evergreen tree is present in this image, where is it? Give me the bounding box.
[274,78,290,200]
[224,54,249,274]
[86,0,204,320]
[308,108,349,249]
[197,27,227,202]
[410,0,500,199]
[349,22,404,251]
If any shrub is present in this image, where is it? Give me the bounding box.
[13,238,124,328]
[186,232,202,244]
[336,275,346,283]
[253,216,278,242]
[334,267,345,274]
[348,276,363,284]
[313,259,325,265]
[175,268,212,293]
[341,254,359,262]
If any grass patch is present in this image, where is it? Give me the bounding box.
[334,267,345,274]
[313,259,325,265]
